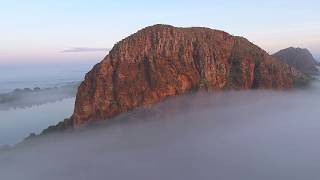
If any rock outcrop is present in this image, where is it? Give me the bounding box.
[71,25,307,127]
[273,47,319,75]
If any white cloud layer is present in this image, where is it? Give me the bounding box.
[1,81,320,180]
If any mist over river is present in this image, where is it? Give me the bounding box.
[1,80,320,180]
[0,62,97,145]
[0,98,75,145]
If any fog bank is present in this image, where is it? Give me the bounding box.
[1,82,320,180]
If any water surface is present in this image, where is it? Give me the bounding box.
[0,62,95,145]
[0,98,75,145]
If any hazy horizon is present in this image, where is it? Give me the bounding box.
[1,0,320,64]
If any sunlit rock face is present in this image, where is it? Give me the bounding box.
[72,24,305,127]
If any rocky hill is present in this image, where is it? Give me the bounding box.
[70,25,308,127]
[273,47,319,75]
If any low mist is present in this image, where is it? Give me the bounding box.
[0,83,79,110]
[1,82,320,180]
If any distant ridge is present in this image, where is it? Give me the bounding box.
[273,47,319,75]
[0,83,79,110]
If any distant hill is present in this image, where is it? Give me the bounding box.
[0,82,79,110]
[273,47,319,75]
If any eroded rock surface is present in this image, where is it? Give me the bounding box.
[72,25,306,127]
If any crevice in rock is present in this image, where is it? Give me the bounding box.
[143,56,153,88]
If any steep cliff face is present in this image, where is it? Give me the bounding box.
[72,25,306,127]
[273,47,319,75]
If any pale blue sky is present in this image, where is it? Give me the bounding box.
[0,0,319,64]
